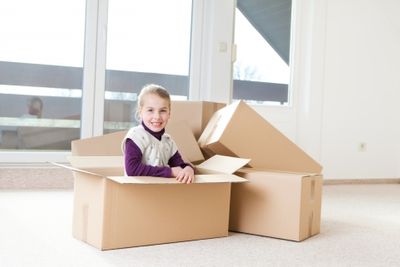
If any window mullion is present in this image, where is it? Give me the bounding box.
[81,0,108,138]
[93,0,108,137]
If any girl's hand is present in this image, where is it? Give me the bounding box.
[175,166,195,184]
[171,167,182,178]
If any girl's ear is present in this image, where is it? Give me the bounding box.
[135,109,141,122]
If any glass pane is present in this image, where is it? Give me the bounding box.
[105,0,192,133]
[233,8,290,105]
[0,0,85,151]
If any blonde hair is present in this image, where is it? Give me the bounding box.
[135,84,171,121]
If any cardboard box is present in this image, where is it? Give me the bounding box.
[170,101,225,140]
[165,122,205,164]
[58,124,248,250]
[72,122,204,163]
[62,155,247,250]
[230,169,322,241]
[198,100,322,173]
[198,100,323,241]
[71,130,127,156]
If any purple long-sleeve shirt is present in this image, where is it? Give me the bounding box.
[124,123,191,177]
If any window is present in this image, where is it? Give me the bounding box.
[104,0,193,133]
[233,7,290,105]
[0,0,85,151]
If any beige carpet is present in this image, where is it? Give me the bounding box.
[0,184,399,267]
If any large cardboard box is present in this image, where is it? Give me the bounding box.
[230,169,322,241]
[198,100,322,173]
[198,100,323,241]
[170,101,225,140]
[60,124,248,250]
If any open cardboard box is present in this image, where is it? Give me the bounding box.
[198,100,323,241]
[198,100,322,173]
[56,122,249,250]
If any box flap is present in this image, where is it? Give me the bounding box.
[107,174,247,184]
[71,130,127,156]
[194,174,247,183]
[166,122,204,163]
[198,103,234,146]
[50,161,104,178]
[236,167,321,178]
[52,162,245,184]
[196,155,250,174]
[67,156,124,169]
[170,101,226,139]
[57,155,247,184]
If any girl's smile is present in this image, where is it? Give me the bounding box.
[140,93,170,132]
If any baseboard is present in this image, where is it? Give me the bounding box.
[324,178,400,185]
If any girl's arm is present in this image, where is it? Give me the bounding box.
[124,139,172,177]
[168,151,193,169]
[168,151,195,184]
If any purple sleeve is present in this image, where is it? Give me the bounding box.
[168,151,193,169]
[124,139,172,177]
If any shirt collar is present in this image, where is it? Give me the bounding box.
[141,121,165,141]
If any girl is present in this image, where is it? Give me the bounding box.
[122,84,194,183]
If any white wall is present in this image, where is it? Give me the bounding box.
[293,0,400,179]
[251,105,297,141]
[206,0,400,179]
[189,0,400,179]
[319,0,400,179]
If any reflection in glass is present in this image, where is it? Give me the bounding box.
[233,8,290,105]
[0,0,85,150]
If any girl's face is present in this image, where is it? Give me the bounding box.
[139,93,170,132]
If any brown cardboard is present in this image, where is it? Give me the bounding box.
[71,130,127,156]
[64,155,248,184]
[198,100,323,241]
[71,122,204,163]
[170,101,225,139]
[62,128,248,250]
[229,168,323,241]
[166,122,205,164]
[198,100,322,173]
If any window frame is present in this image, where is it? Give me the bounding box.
[0,0,299,163]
